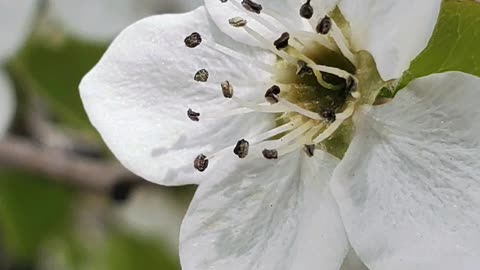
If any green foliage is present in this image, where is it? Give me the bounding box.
[14,37,107,132]
[0,170,74,261]
[399,0,480,89]
[103,231,180,270]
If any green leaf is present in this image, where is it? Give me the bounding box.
[13,37,107,132]
[0,170,74,261]
[398,0,480,89]
[103,231,180,270]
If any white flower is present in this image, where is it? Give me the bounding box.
[79,0,480,270]
[0,0,37,137]
[48,0,203,42]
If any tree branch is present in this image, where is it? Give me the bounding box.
[0,136,141,191]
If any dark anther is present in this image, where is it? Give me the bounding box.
[316,16,332,35]
[265,85,281,104]
[194,154,209,172]
[274,32,290,50]
[304,144,315,157]
[233,139,250,158]
[184,32,202,48]
[187,109,200,121]
[320,108,336,123]
[345,76,358,93]
[242,0,263,14]
[220,0,228,2]
[194,69,209,82]
[221,80,234,98]
[229,17,247,27]
[296,60,313,78]
[262,149,278,159]
[300,0,313,19]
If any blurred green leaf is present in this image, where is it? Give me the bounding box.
[15,37,107,132]
[0,170,74,261]
[398,0,480,89]
[104,231,180,270]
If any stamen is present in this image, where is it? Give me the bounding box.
[243,25,297,64]
[247,120,300,144]
[320,108,336,123]
[345,76,360,98]
[194,154,209,172]
[203,40,276,73]
[265,85,281,104]
[351,91,361,99]
[316,16,332,35]
[271,125,323,159]
[233,139,250,158]
[304,144,315,157]
[229,17,248,27]
[293,31,336,51]
[299,0,314,19]
[187,109,200,122]
[304,123,324,142]
[329,22,356,64]
[208,119,300,160]
[262,149,278,159]
[201,108,254,119]
[241,0,262,14]
[274,32,290,50]
[231,96,288,113]
[229,1,277,35]
[313,103,355,144]
[277,120,315,145]
[267,120,316,157]
[277,140,307,156]
[296,60,313,78]
[221,81,234,98]
[254,9,305,50]
[275,96,323,120]
[310,64,352,79]
[194,69,209,82]
[220,0,228,2]
[285,46,351,88]
[184,32,202,48]
[228,2,304,50]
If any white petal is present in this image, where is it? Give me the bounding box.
[80,7,275,186]
[0,0,37,61]
[180,150,349,270]
[49,0,202,42]
[204,0,310,47]
[338,0,442,80]
[0,71,15,138]
[331,72,480,270]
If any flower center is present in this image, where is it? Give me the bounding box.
[186,0,386,172]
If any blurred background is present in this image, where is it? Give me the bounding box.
[0,1,202,269]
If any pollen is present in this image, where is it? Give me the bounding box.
[184,32,202,48]
[316,16,332,35]
[233,139,250,158]
[194,69,209,82]
[241,0,262,14]
[300,0,314,19]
